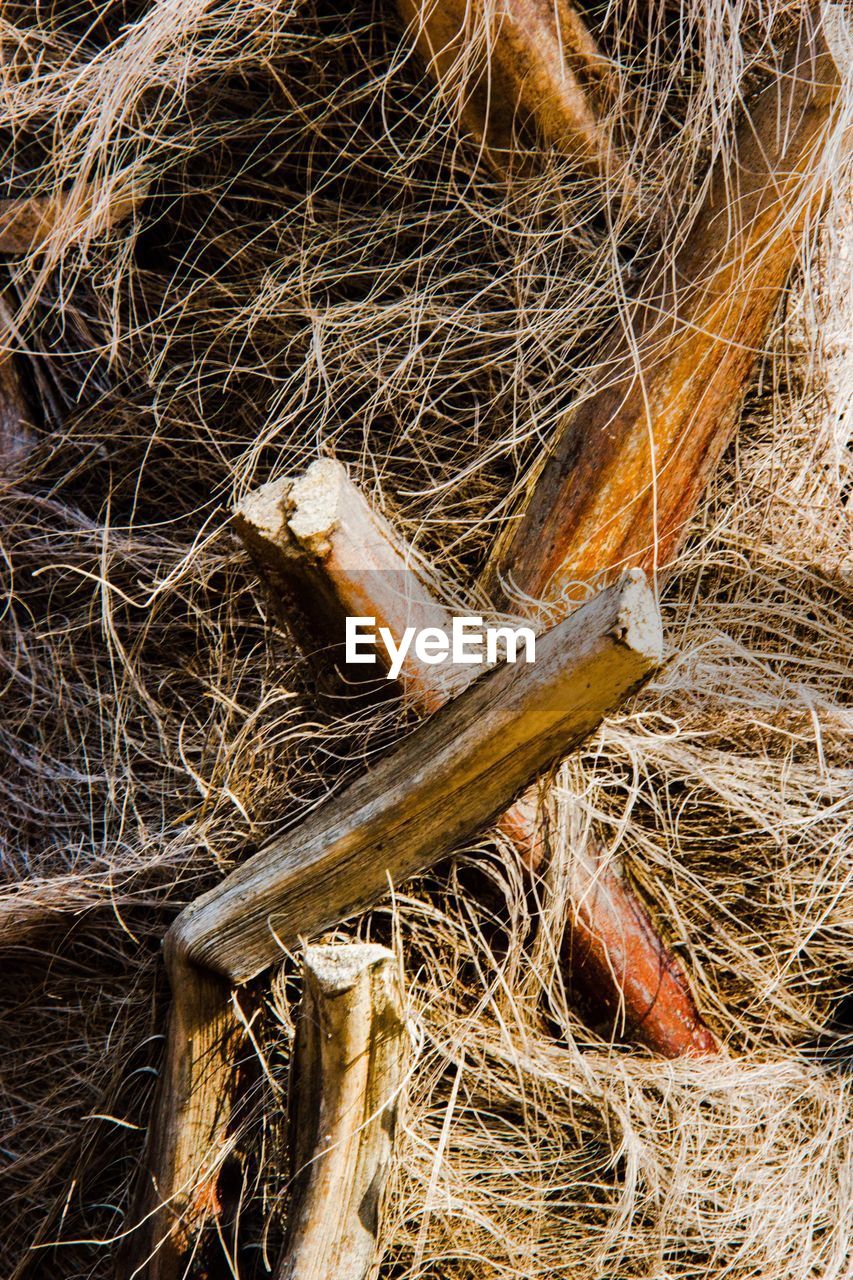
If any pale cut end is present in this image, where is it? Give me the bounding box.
[235,476,291,544]
[611,569,663,663]
[304,942,396,996]
[286,458,347,558]
[233,459,346,562]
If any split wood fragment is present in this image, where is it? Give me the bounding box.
[167,568,662,985]
[488,12,842,604]
[236,459,717,1057]
[118,957,244,1280]
[233,462,466,713]
[395,0,631,187]
[278,944,407,1280]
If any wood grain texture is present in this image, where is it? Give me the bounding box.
[395,0,631,185]
[278,944,407,1280]
[237,460,717,1057]
[488,12,842,604]
[118,957,244,1280]
[167,569,662,985]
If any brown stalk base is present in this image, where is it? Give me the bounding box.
[488,12,842,603]
[395,0,633,189]
[0,295,35,464]
[0,180,144,255]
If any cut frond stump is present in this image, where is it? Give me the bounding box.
[488,10,843,603]
[167,568,662,985]
[236,459,717,1057]
[233,459,466,712]
[278,944,407,1280]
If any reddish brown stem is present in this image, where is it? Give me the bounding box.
[395,0,633,188]
[563,843,717,1055]
[488,13,841,603]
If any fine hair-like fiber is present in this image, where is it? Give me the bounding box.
[0,1,850,1277]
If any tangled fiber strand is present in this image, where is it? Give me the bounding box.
[0,0,850,1276]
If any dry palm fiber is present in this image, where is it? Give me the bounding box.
[0,1,851,1278]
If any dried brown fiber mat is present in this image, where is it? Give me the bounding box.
[0,1,851,1278]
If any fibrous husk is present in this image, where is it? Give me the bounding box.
[0,2,850,1278]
